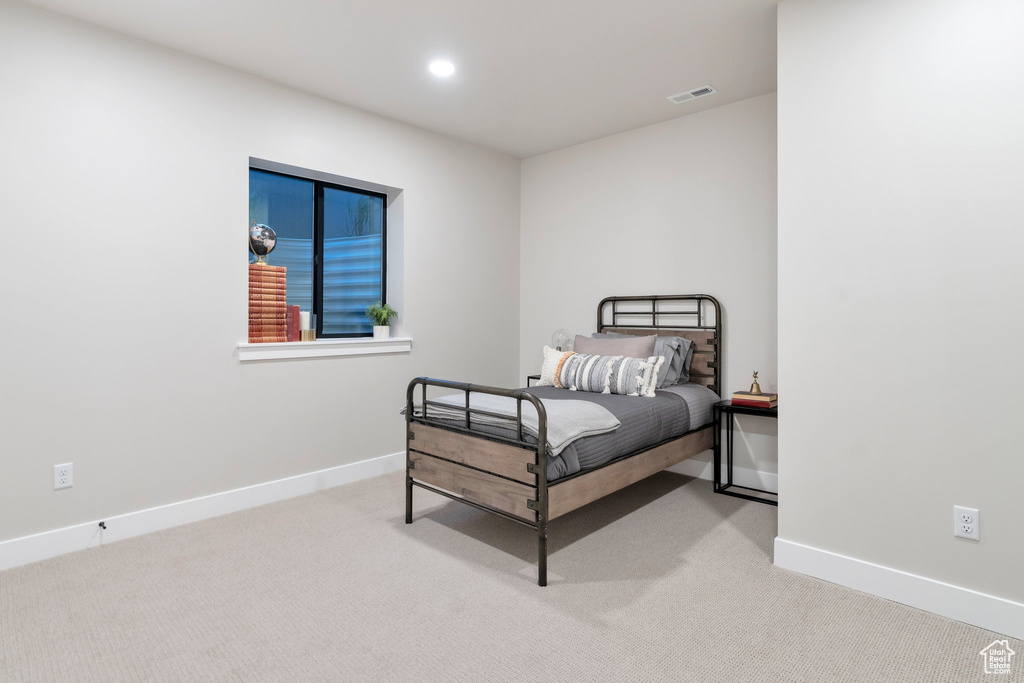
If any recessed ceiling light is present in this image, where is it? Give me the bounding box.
[429,60,455,78]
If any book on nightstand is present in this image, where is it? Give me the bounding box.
[731,391,778,409]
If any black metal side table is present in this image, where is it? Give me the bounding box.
[713,400,778,506]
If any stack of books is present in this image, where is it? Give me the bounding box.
[248,264,287,343]
[732,391,778,409]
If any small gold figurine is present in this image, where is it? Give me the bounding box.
[750,371,762,395]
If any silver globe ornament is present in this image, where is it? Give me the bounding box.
[249,223,277,265]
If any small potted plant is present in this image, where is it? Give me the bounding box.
[366,300,398,339]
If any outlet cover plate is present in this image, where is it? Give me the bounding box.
[54,463,73,490]
[954,505,979,541]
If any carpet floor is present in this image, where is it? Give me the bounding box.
[1,471,1019,682]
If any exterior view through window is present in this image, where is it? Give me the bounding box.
[249,168,385,337]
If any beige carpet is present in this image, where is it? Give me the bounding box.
[1,471,1019,682]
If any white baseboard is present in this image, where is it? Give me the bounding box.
[668,454,778,494]
[774,538,1024,639]
[0,452,405,573]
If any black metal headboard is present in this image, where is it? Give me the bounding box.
[597,294,721,396]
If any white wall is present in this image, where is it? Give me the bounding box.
[0,1,520,543]
[520,93,778,475]
[778,0,1024,604]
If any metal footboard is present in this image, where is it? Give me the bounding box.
[404,377,550,586]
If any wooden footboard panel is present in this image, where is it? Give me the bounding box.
[547,425,713,520]
[408,450,537,522]
[409,423,535,485]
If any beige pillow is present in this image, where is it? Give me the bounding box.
[573,334,656,358]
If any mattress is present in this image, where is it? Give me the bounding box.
[527,383,719,480]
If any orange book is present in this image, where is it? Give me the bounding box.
[248,278,287,288]
[248,264,286,274]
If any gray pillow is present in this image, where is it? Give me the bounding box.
[677,338,695,384]
[573,334,656,360]
[594,333,694,386]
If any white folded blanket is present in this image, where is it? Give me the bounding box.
[409,393,620,456]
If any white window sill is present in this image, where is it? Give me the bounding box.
[237,336,412,362]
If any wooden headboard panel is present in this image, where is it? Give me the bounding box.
[596,294,721,396]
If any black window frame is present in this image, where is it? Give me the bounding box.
[251,167,388,339]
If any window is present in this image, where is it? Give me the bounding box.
[248,168,386,337]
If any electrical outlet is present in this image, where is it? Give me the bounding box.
[954,505,979,541]
[54,463,73,490]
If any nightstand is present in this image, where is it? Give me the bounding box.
[526,374,541,387]
[713,400,778,506]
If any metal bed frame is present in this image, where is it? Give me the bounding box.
[405,294,722,586]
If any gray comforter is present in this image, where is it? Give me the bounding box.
[530,387,693,479]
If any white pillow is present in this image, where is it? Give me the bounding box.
[537,345,574,387]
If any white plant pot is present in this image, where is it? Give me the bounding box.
[373,325,390,339]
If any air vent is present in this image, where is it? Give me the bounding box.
[667,85,717,105]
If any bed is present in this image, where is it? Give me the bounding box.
[404,294,722,586]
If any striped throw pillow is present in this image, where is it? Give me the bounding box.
[556,352,620,393]
[608,355,665,397]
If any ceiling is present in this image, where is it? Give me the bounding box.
[23,0,778,158]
